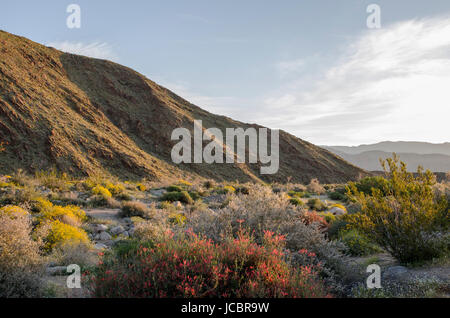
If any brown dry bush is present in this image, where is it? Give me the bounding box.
[119,201,154,219]
[0,209,44,297]
[307,178,325,194]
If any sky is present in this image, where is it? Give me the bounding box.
[1,0,450,146]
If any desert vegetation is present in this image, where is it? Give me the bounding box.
[0,157,448,298]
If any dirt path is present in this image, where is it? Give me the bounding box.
[85,208,121,220]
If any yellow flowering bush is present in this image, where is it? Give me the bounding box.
[0,205,29,217]
[136,183,147,192]
[37,204,87,227]
[43,220,90,252]
[92,185,112,199]
[105,182,125,196]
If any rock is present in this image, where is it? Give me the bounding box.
[99,231,112,241]
[123,217,132,224]
[94,243,108,250]
[95,224,108,232]
[329,206,346,216]
[46,266,67,276]
[173,201,183,209]
[111,225,125,235]
[121,231,129,238]
[103,240,114,247]
[150,189,167,197]
[128,228,135,236]
[94,234,100,240]
[383,266,410,281]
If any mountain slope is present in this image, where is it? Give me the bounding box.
[0,30,367,183]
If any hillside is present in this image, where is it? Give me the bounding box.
[0,30,367,183]
[323,142,450,172]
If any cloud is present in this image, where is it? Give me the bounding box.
[46,41,118,62]
[275,59,306,77]
[261,16,450,145]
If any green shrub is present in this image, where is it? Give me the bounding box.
[327,218,348,240]
[160,191,194,204]
[289,197,304,206]
[339,229,382,256]
[328,191,346,201]
[353,176,390,196]
[166,185,183,192]
[307,198,327,211]
[346,155,450,263]
[288,191,309,198]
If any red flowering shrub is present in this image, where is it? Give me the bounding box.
[88,230,329,298]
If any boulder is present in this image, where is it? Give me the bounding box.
[94,243,108,250]
[111,225,125,235]
[99,231,112,241]
[95,224,108,232]
[383,266,411,282]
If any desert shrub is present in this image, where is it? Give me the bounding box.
[160,191,194,204]
[9,169,31,187]
[0,207,41,270]
[203,180,216,189]
[178,179,193,187]
[91,185,112,199]
[188,191,202,201]
[42,220,90,252]
[307,198,327,211]
[120,201,153,219]
[89,229,329,298]
[1,184,39,206]
[328,191,346,201]
[35,168,70,191]
[116,192,132,201]
[354,176,390,196]
[338,229,382,256]
[168,212,187,225]
[302,211,328,229]
[307,178,325,194]
[166,185,183,192]
[50,242,96,268]
[159,200,179,213]
[320,212,337,224]
[36,200,87,227]
[288,191,309,198]
[105,182,125,196]
[289,197,304,207]
[216,185,236,194]
[0,209,44,297]
[235,185,250,195]
[346,155,450,263]
[327,218,348,240]
[186,185,355,290]
[137,183,147,192]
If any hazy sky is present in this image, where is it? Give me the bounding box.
[1,1,450,145]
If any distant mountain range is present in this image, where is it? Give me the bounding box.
[323,142,450,172]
